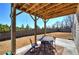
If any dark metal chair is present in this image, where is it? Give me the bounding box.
[29,39,39,54]
[29,38,38,48]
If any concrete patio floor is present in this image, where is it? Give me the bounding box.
[55,38,78,55]
[16,38,78,55]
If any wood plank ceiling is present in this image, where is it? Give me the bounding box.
[15,3,78,19]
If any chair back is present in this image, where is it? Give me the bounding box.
[29,38,33,46]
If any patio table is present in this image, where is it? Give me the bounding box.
[37,35,55,45]
[25,36,56,55]
[37,36,56,54]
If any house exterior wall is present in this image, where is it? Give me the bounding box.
[72,14,79,54]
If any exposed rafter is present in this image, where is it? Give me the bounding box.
[41,4,71,16]
[26,3,39,12]
[31,3,50,14]
[76,3,79,13]
[36,3,61,15]
[46,7,76,19]
[15,3,78,19]
[43,3,77,18]
[20,4,27,9]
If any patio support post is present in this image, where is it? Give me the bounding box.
[10,4,16,55]
[44,20,46,36]
[35,16,37,44]
[43,19,49,36]
[30,15,39,44]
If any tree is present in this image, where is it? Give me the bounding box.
[16,26,21,31]
[26,24,30,30]
[60,20,64,29]
[67,15,74,28]
[0,24,2,32]
[21,24,24,30]
[55,21,60,29]
[52,25,55,29]
[37,25,40,29]
[64,16,68,28]
[5,24,10,32]
[42,27,44,33]
[0,24,10,32]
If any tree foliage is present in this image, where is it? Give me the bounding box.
[0,24,10,32]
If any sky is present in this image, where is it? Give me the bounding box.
[0,3,65,28]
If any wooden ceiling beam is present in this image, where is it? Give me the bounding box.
[20,4,27,9]
[76,3,79,13]
[36,3,61,15]
[16,4,44,19]
[20,3,33,10]
[47,8,76,19]
[15,3,78,19]
[45,7,76,19]
[26,3,39,12]
[17,8,45,19]
[31,3,50,14]
[46,11,75,19]
[44,3,77,18]
[41,4,72,16]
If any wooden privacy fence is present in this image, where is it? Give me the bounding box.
[0,29,41,41]
[0,28,71,41]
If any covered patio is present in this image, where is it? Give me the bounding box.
[10,3,79,55]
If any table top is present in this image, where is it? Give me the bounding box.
[37,35,55,42]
